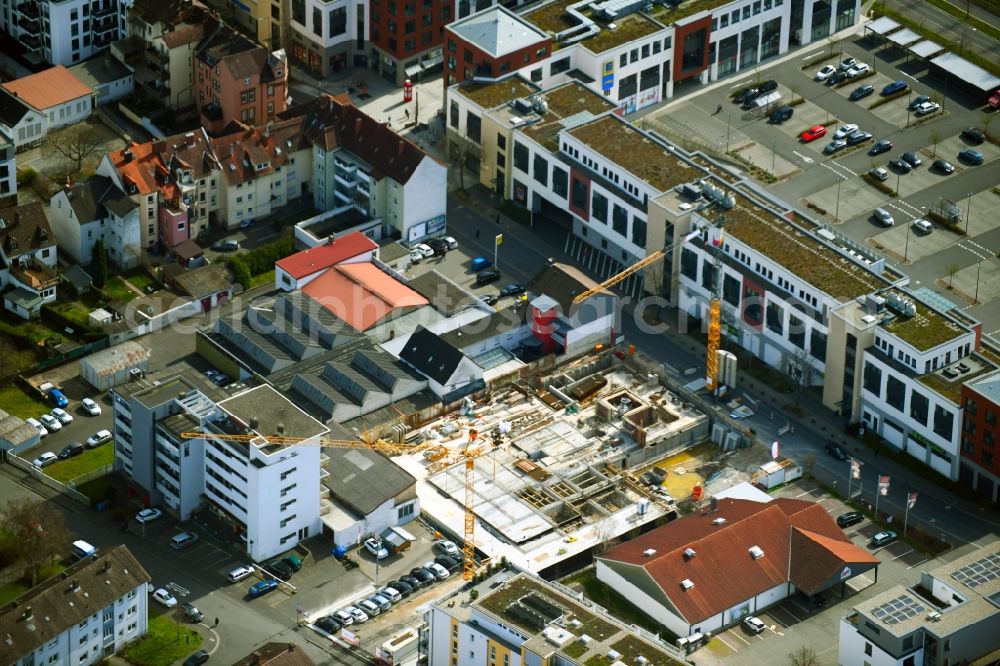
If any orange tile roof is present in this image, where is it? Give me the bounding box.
[790,528,880,595]
[301,262,427,331]
[275,233,378,279]
[2,65,93,111]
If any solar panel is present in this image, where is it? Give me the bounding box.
[911,287,956,313]
[872,594,925,625]
[952,551,1000,589]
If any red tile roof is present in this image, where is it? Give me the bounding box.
[2,65,92,111]
[301,262,427,331]
[275,233,378,279]
[597,498,878,623]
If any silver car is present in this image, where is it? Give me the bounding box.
[873,208,895,226]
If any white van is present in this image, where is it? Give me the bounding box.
[71,540,97,559]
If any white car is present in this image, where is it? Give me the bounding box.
[413,243,435,258]
[833,123,859,140]
[744,616,766,633]
[815,65,836,81]
[915,101,940,116]
[912,219,933,234]
[227,565,255,583]
[135,508,163,524]
[730,405,754,419]
[345,606,368,623]
[847,62,869,77]
[81,398,102,416]
[86,430,112,448]
[51,408,73,425]
[332,609,354,626]
[152,588,178,608]
[441,236,458,250]
[32,451,58,468]
[408,250,423,264]
[26,417,48,438]
[364,537,389,559]
[873,208,895,226]
[423,561,450,580]
[39,414,62,432]
[839,57,858,71]
[436,540,460,556]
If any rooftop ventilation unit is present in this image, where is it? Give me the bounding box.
[643,548,657,557]
[683,548,696,560]
[749,546,764,559]
[927,611,942,622]
[680,579,694,590]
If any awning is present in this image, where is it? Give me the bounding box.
[404,63,421,77]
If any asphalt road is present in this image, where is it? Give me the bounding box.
[882,0,1000,69]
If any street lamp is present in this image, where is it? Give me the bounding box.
[835,177,843,221]
[975,259,983,304]
[966,191,973,233]
[903,220,911,262]
[905,89,913,127]
[725,112,731,153]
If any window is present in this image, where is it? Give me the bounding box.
[533,154,548,186]
[934,405,955,440]
[863,362,882,396]
[449,101,459,128]
[592,191,608,223]
[766,302,783,334]
[810,329,827,363]
[612,204,628,236]
[513,142,529,171]
[329,7,346,35]
[723,274,740,306]
[788,315,805,348]
[398,502,415,518]
[466,112,481,142]
[550,57,570,75]
[864,643,873,656]
[910,391,929,425]
[312,7,322,35]
[497,134,506,150]
[240,89,255,104]
[280,467,297,480]
[886,375,906,411]
[632,218,646,246]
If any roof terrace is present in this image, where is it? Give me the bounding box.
[462,78,539,109]
[879,292,966,352]
[524,0,665,52]
[519,82,617,151]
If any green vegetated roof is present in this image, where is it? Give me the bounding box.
[581,13,664,53]
[567,115,700,191]
[722,202,884,302]
[919,364,993,404]
[478,575,617,639]
[648,0,733,24]
[879,296,964,351]
[462,78,540,109]
[520,82,618,151]
[525,0,580,35]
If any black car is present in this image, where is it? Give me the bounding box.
[961,127,986,145]
[435,554,461,570]
[846,130,872,146]
[391,578,415,597]
[757,79,778,94]
[733,87,758,104]
[315,616,342,633]
[908,95,930,111]
[282,555,303,572]
[181,603,204,623]
[868,139,892,156]
[825,442,848,461]
[481,294,498,306]
[410,567,436,586]
[901,152,921,168]
[265,560,294,581]
[932,159,955,174]
[499,283,526,298]
[212,240,240,252]
[58,441,85,459]
[768,105,794,124]
[837,511,864,528]
[476,268,502,286]
[849,84,874,101]
[426,238,450,256]
[827,70,849,85]
[889,158,911,174]
[183,651,210,666]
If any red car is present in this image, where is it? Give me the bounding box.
[800,125,827,142]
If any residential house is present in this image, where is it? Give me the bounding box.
[0,0,129,67]
[365,0,453,85]
[0,545,151,666]
[1,65,93,130]
[0,202,59,319]
[288,0,369,78]
[399,325,484,400]
[596,497,880,638]
[0,89,46,151]
[0,125,15,201]
[274,231,378,291]
[69,54,135,104]
[49,176,142,269]
[525,260,618,356]
[172,263,232,311]
[232,643,316,666]
[129,0,209,110]
[194,20,288,133]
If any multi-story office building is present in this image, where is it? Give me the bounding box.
[839,541,1000,666]
[0,546,150,666]
[0,0,130,66]
[959,372,1000,501]
[289,0,369,76]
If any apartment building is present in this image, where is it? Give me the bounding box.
[0,202,59,320]
[427,570,691,666]
[366,0,456,84]
[128,0,207,110]
[0,126,15,201]
[839,541,1000,666]
[49,175,142,269]
[959,372,1000,501]
[0,0,129,66]
[113,376,329,561]
[0,546,150,666]
[289,0,368,77]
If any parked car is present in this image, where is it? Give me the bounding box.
[481,294,498,306]
[39,414,62,432]
[470,256,492,271]
[86,429,113,448]
[849,84,874,101]
[873,208,895,226]
[410,567,436,586]
[33,452,58,467]
[846,62,869,77]
[436,540,460,556]
[908,95,930,111]
[839,57,858,71]
[135,508,163,524]
[413,243,435,258]
[888,158,911,174]
[346,606,368,623]
[869,139,892,155]
[424,562,450,580]
[961,127,986,144]
[81,397,102,416]
[476,268,502,286]
[825,442,848,461]
[932,159,955,174]
[26,417,48,437]
[357,599,381,617]
[846,130,872,146]
[800,125,827,142]
[441,235,459,250]
[958,148,984,165]
[901,152,922,168]
[743,616,766,634]
[912,219,933,234]
[227,565,255,583]
[265,560,294,581]
[881,80,908,96]
[332,609,354,625]
[426,238,449,256]
[58,442,85,459]
[378,586,402,603]
[435,554,461,570]
[282,555,303,572]
[837,511,865,528]
[399,574,421,590]
[181,603,204,623]
[170,532,199,550]
[869,167,889,182]
[823,139,847,154]
[827,70,849,85]
[734,86,759,103]
[248,579,280,599]
[47,387,69,408]
[872,530,898,547]
[152,588,178,607]
[212,240,240,252]
[390,578,414,597]
[315,616,342,634]
[814,65,836,81]
[182,650,210,666]
[757,79,778,94]
[768,105,794,124]
[368,594,392,612]
[914,101,940,115]
[833,123,859,140]
[364,537,389,559]
[499,283,526,298]
[51,407,73,425]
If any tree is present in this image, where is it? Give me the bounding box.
[46,124,104,172]
[788,348,815,408]
[983,111,995,136]
[449,134,478,191]
[946,263,960,289]
[929,129,943,158]
[0,335,34,380]
[2,499,72,586]
[229,256,251,288]
[91,239,108,288]
[788,646,819,666]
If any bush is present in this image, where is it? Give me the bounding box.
[16,168,37,187]
[240,232,294,276]
[229,257,252,287]
[862,172,898,197]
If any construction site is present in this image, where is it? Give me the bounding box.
[393,351,713,576]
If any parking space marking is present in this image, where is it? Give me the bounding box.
[907,558,928,570]
[959,241,992,261]
[762,611,788,628]
[728,629,751,646]
[796,488,819,497]
[714,632,738,651]
[792,150,815,164]
[802,50,822,61]
[769,603,803,625]
[891,199,924,216]
[785,597,812,618]
[730,78,752,89]
[892,548,914,561]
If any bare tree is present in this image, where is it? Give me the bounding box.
[2,499,72,586]
[946,263,960,289]
[788,348,815,408]
[46,124,105,172]
[982,111,995,136]
[789,646,819,666]
[929,129,943,157]
[448,134,478,191]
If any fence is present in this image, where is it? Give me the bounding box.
[67,464,114,491]
[7,455,90,506]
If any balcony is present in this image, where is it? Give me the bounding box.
[11,262,57,291]
[17,15,40,34]
[92,3,116,18]
[19,34,41,51]
[92,18,117,35]
[146,45,168,64]
[334,171,357,189]
[17,2,39,17]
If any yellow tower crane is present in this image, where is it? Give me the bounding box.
[705,220,726,394]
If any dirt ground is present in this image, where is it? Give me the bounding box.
[635,442,775,501]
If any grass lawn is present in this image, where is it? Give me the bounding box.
[0,580,30,606]
[46,444,114,484]
[125,270,159,293]
[103,277,137,303]
[47,300,94,329]
[248,269,275,290]
[77,476,116,503]
[562,570,671,640]
[122,615,202,666]
[0,385,50,419]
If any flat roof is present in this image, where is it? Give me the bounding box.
[523,0,664,52]
[918,355,996,404]
[567,114,701,192]
[879,290,966,352]
[580,13,664,53]
[866,16,901,35]
[909,39,945,58]
[930,52,1000,92]
[219,385,328,440]
[519,81,618,152]
[968,370,1000,405]
[887,28,921,47]
[448,5,549,58]
[460,78,539,109]
[646,0,733,24]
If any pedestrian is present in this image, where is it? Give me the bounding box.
[214,617,219,628]
[495,214,500,224]
[715,104,723,114]
[405,109,410,119]
[475,228,480,239]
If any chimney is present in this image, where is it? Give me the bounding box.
[398,140,404,157]
[249,653,261,665]
[286,643,294,653]
[355,117,362,135]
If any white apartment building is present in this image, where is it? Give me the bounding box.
[114,376,328,561]
[0,546,150,666]
[0,126,14,200]
[288,0,368,75]
[0,0,131,66]
[49,175,142,269]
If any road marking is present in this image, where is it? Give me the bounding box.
[166,582,190,597]
[903,72,917,81]
[820,161,854,179]
[796,488,819,497]
[729,629,751,646]
[792,150,815,164]
[714,633,737,651]
[730,78,752,89]
[907,558,928,570]
[959,242,991,261]
[892,548,914,561]
[892,199,924,216]
[802,50,822,60]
